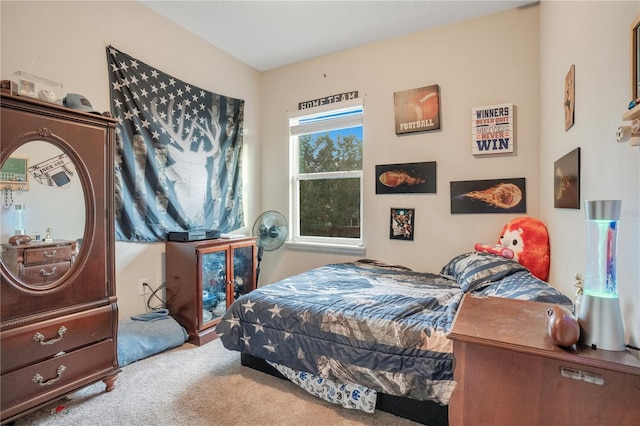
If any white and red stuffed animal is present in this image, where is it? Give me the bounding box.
[476,216,550,282]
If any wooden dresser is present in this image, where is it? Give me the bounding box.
[1,93,119,424]
[1,240,77,284]
[448,294,640,426]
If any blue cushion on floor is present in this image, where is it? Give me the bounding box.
[117,309,188,367]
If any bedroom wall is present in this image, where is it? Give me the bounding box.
[0,1,262,320]
[259,7,541,283]
[539,0,640,350]
[3,1,637,351]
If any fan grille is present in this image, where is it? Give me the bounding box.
[252,210,288,251]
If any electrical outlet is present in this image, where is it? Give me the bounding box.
[138,278,150,296]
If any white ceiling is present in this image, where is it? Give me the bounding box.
[139,0,538,72]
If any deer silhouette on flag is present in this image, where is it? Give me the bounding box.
[107,46,245,242]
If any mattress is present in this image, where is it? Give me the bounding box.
[215,255,572,406]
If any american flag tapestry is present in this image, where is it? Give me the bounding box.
[106,46,245,242]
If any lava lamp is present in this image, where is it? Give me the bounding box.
[577,200,626,351]
[14,204,25,235]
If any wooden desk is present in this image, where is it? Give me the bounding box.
[448,294,640,426]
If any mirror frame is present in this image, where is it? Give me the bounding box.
[0,128,95,294]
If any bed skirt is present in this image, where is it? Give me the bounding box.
[240,353,449,426]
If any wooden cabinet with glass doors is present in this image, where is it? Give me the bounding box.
[165,237,257,346]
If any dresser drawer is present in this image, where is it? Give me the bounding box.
[24,245,74,265]
[0,339,116,420]
[21,261,71,283]
[0,305,114,375]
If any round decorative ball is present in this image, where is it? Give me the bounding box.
[38,89,57,103]
[545,305,580,347]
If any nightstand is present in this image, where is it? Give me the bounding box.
[447,294,640,426]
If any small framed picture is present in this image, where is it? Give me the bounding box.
[390,208,414,240]
[554,147,580,209]
[19,79,36,98]
[564,65,575,131]
[632,14,640,100]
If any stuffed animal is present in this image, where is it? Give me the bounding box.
[476,216,550,281]
[474,242,514,259]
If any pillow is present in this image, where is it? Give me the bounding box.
[440,251,527,292]
[474,270,573,305]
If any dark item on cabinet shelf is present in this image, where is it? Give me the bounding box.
[166,229,220,242]
[165,237,257,346]
[1,93,119,425]
[448,295,640,426]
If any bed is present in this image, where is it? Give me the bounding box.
[215,252,572,425]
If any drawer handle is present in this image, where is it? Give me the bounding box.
[42,250,57,258]
[560,367,604,385]
[33,326,67,345]
[39,266,57,276]
[32,365,67,386]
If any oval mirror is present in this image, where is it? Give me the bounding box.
[0,140,85,289]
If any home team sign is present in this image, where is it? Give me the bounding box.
[472,103,514,155]
[298,91,358,110]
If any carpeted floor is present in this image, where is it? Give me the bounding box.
[12,338,420,425]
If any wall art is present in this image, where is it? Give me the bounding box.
[564,64,575,131]
[0,156,29,191]
[394,84,440,135]
[631,14,640,101]
[375,161,436,194]
[471,103,514,155]
[450,177,526,214]
[107,45,245,242]
[390,208,414,240]
[28,153,75,188]
[554,147,580,209]
[298,91,358,110]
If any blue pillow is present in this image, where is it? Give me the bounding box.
[440,252,527,292]
[474,270,573,305]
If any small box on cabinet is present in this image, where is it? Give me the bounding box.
[12,71,63,104]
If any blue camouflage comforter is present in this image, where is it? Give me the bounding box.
[216,256,571,405]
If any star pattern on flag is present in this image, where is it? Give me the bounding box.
[263,339,277,353]
[253,319,265,334]
[241,334,251,348]
[106,45,245,241]
[268,304,283,319]
[225,315,240,329]
[242,299,256,313]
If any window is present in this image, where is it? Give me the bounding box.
[289,100,363,252]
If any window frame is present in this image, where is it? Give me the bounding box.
[287,99,365,254]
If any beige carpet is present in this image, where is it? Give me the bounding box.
[13,338,420,425]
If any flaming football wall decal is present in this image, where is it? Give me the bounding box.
[450,178,526,214]
[379,170,426,188]
[375,161,436,194]
[462,183,522,209]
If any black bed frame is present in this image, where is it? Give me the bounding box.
[240,353,449,426]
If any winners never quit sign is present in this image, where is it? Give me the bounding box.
[471,103,515,155]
